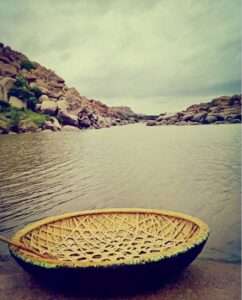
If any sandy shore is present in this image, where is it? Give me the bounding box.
[0,257,240,300]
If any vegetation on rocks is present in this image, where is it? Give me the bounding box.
[7,43,240,134]
[8,75,42,110]
[0,101,48,133]
[20,59,36,71]
[0,43,143,134]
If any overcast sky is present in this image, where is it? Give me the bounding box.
[0,0,241,113]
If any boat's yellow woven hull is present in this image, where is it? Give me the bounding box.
[9,208,209,272]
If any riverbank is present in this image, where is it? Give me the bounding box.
[0,43,143,135]
[1,44,241,135]
[0,257,240,300]
[147,94,241,127]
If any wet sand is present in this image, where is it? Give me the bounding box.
[0,257,240,300]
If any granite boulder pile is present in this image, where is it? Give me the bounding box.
[147,95,241,127]
[0,43,138,134]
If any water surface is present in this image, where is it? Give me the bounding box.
[0,124,240,262]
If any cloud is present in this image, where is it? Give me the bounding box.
[0,0,240,112]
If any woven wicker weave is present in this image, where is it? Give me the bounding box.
[9,208,209,269]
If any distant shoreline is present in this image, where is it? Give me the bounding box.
[147,94,241,127]
[0,44,241,135]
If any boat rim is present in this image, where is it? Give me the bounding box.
[9,208,209,269]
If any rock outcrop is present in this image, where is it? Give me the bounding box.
[1,43,239,134]
[0,43,138,134]
[43,117,61,132]
[146,95,241,127]
[9,96,27,109]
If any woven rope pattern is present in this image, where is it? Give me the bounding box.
[20,213,199,264]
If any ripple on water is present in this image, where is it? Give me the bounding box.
[0,124,241,262]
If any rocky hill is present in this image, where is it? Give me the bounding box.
[147,95,241,126]
[0,43,138,134]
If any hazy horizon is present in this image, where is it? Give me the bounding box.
[0,0,241,114]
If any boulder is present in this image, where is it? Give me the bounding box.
[40,100,57,115]
[35,103,41,111]
[211,96,231,107]
[48,80,65,89]
[9,96,27,109]
[205,115,218,123]
[182,113,194,122]
[156,115,164,122]
[209,106,222,113]
[63,87,80,99]
[0,54,12,64]
[212,113,225,121]
[78,107,98,128]
[225,114,241,122]
[163,113,178,120]
[23,72,37,82]
[192,112,207,122]
[0,61,17,77]
[46,90,63,99]
[146,121,157,126]
[97,116,111,128]
[229,119,241,124]
[57,99,68,112]
[18,119,38,133]
[57,110,78,126]
[43,117,61,131]
[166,118,177,125]
[224,114,241,123]
[223,107,241,117]
[176,112,185,119]
[111,120,117,126]
[230,114,241,120]
[0,76,15,101]
[120,120,129,125]
[36,84,49,95]
[38,94,49,103]
[78,116,92,128]
[129,117,138,123]
[110,106,136,118]
[230,94,241,105]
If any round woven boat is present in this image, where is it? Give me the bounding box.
[9,208,209,289]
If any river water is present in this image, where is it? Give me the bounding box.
[0,124,241,262]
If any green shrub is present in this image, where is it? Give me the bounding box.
[8,86,35,100]
[30,86,42,98]
[15,74,28,88]
[8,109,22,129]
[2,107,48,130]
[20,59,36,71]
[0,100,10,112]
[26,96,39,111]
[9,75,31,100]
[23,109,47,126]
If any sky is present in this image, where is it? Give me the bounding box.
[0,0,241,114]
